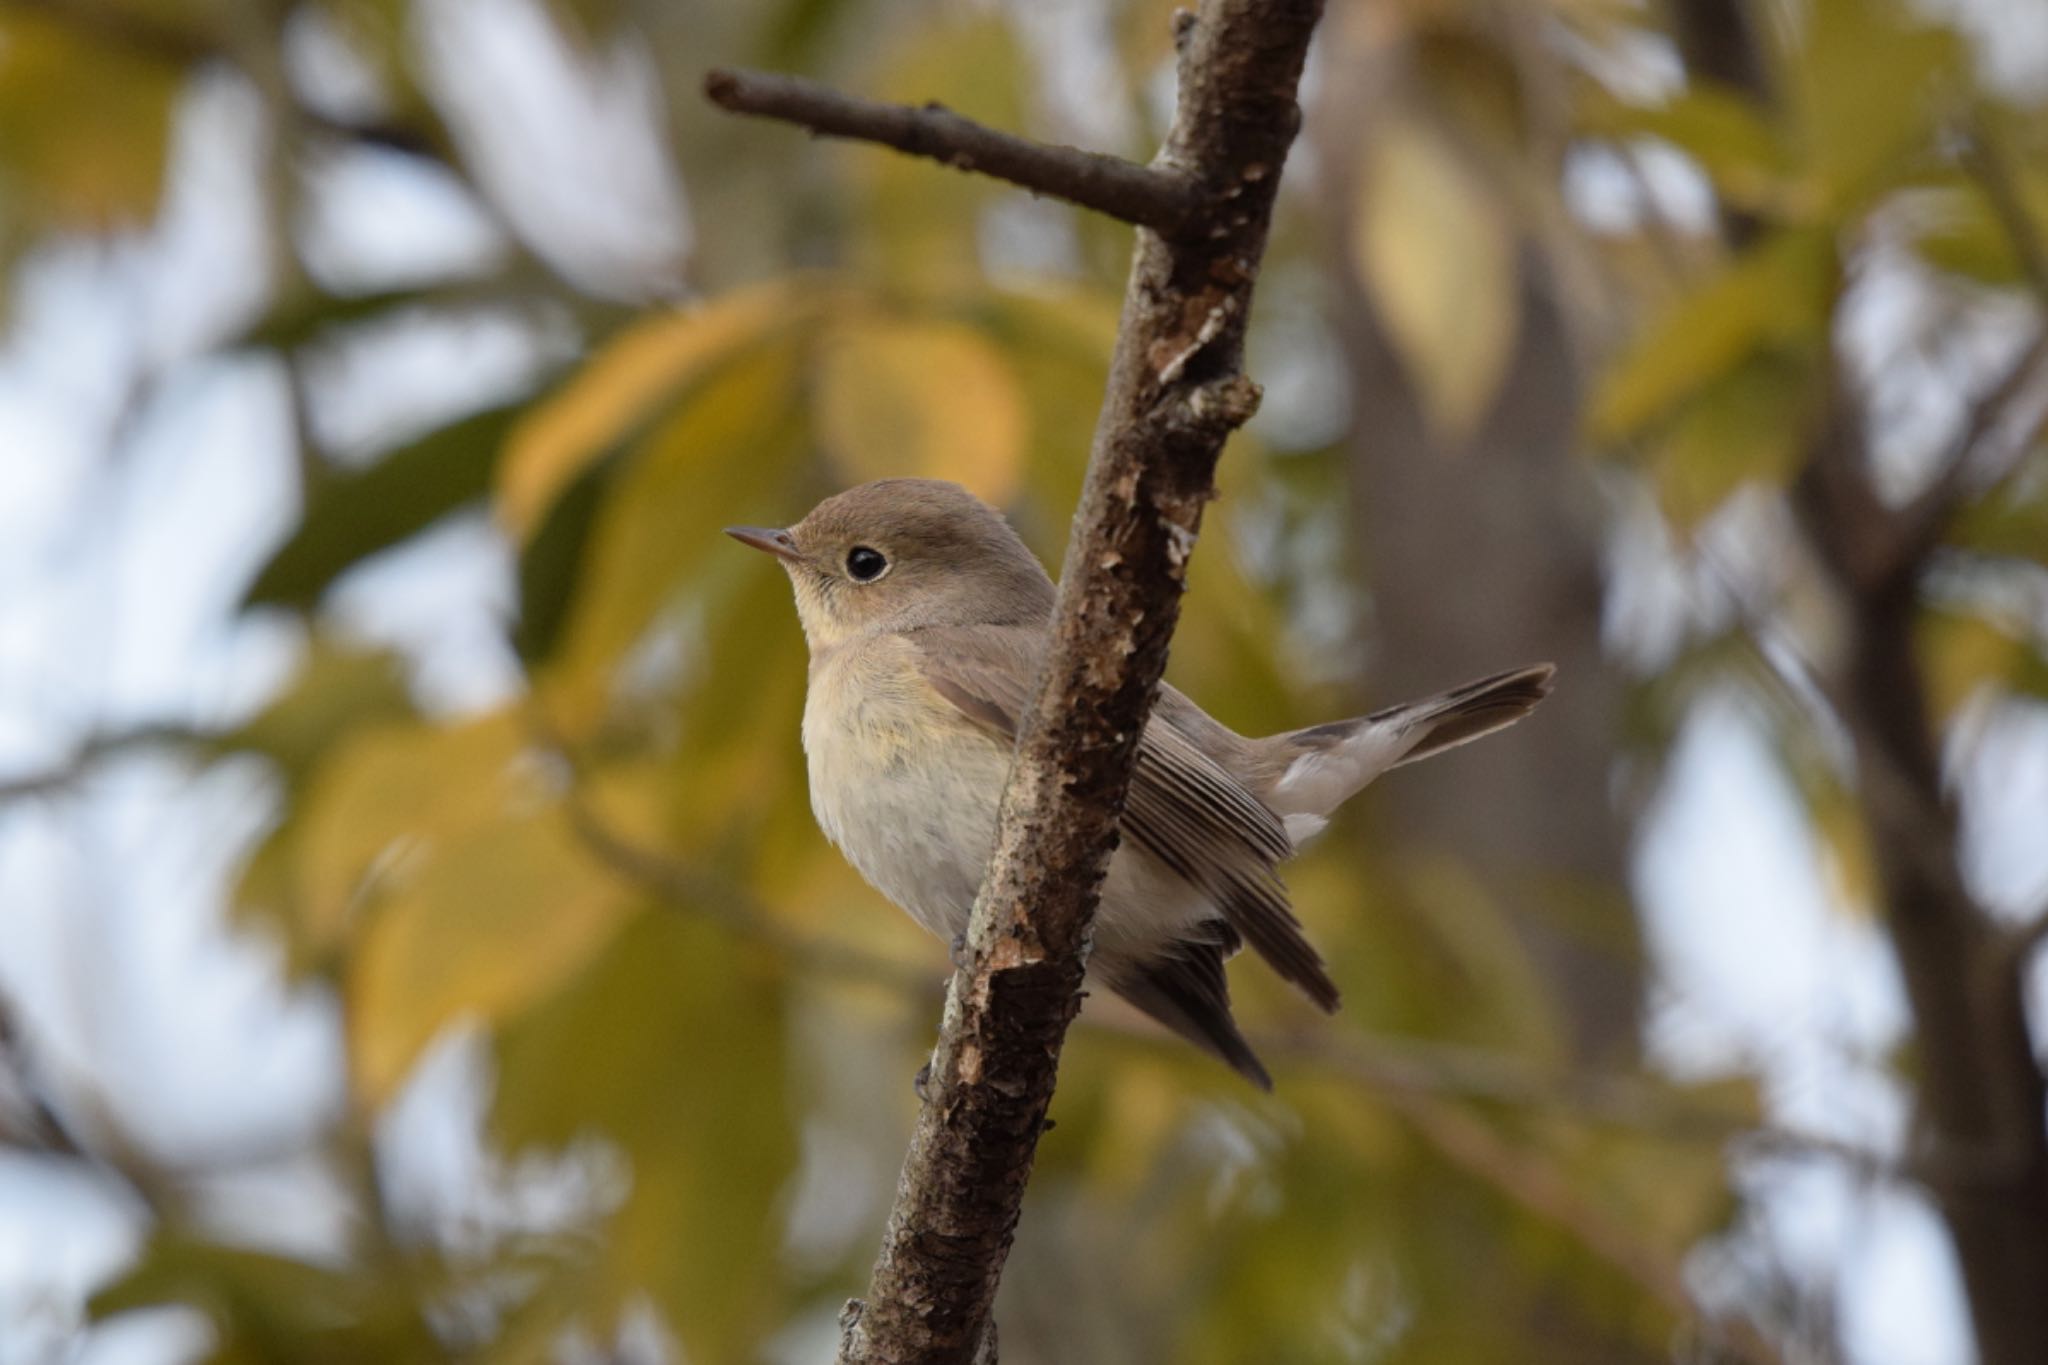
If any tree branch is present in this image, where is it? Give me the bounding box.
[1892,325,2048,562]
[712,3,1320,1358]
[1963,126,2048,307]
[0,726,209,804]
[570,783,1913,1200]
[702,68,1199,233]
[561,780,941,1000]
[1378,1088,1789,1365]
[1791,325,2048,1365]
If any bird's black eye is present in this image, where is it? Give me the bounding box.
[845,546,888,582]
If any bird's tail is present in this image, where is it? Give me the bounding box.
[1258,663,1556,828]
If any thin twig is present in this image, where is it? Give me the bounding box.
[703,68,1198,233]
[1381,1090,1789,1365]
[563,787,939,999]
[572,802,1911,1188]
[1963,127,2048,308]
[1894,325,2048,559]
[0,0,218,66]
[0,726,209,803]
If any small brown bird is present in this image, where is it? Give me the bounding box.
[729,479,1553,1088]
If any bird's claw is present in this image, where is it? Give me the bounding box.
[913,1060,932,1103]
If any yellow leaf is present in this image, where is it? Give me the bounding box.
[222,641,412,788]
[1907,170,2048,286]
[493,911,793,1361]
[1643,354,1816,528]
[295,712,529,954]
[497,280,808,541]
[1950,468,2048,563]
[815,312,1028,503]
[1794,0,1960,208]
[1350,114,1520,444]
[1579,86,1790,214]
[349,808,633,1104]
[1917,607,2048,723]
[1590,228,1835,443]
[539,336,808,736]
[0,14,181,228]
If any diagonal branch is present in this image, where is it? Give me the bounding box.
[703,68,1198,232]
[1963,126,2048,307]
[1892,325,2048,563]
[713,2,1321,1360]
[0,726,210,804]
[1791,278,2048,1365]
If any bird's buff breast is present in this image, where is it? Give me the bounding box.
[801,641,1008,944]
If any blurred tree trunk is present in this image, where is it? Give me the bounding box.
[1333,272,1641,1063]
[1310,38,1642,1061]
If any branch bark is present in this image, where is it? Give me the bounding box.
[703,68,1197,232]
[710,2,1322,1359]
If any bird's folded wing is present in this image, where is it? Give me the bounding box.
[912,624,1339,1013]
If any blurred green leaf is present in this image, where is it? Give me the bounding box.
[1581,85,1790,215]
[974,286,1120,522]
[1949,460,2048,562]
[1907,181,2035,284]
[538,333,809,735]
[1792,0,1961,209]
[92,1235,440,1364]
[494,908,795,1360]
[1591,228,1835,443]
[0,12,182,232]
[1917,604,2048,722]
[236,286,441,354]
[1644,352,1817,527]
[218,641,415,789]
[856,15,1027,295]
[1396,857,1570,1065]
[290,711,529,963]
[515,447,614,667]
[244,404,523,612]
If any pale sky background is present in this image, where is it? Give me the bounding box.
[3,2,2048,1363]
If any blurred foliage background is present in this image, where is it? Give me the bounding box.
[2,0,2047,1362]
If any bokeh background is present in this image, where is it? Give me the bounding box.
[3,0,2047,1361]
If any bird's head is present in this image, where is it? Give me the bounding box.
[726,478,1055,652]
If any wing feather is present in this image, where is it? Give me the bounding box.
[911,624,1339,1013]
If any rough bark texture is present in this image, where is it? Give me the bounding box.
[712,2,1324,1359]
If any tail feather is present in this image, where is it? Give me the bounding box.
[1260,663,1555,824]
[1373,662,1556,769]
[1106,943,1274,1091]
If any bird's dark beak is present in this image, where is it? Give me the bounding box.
[724,526,803,563]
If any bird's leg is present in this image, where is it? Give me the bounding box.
[908,931,974,1101]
